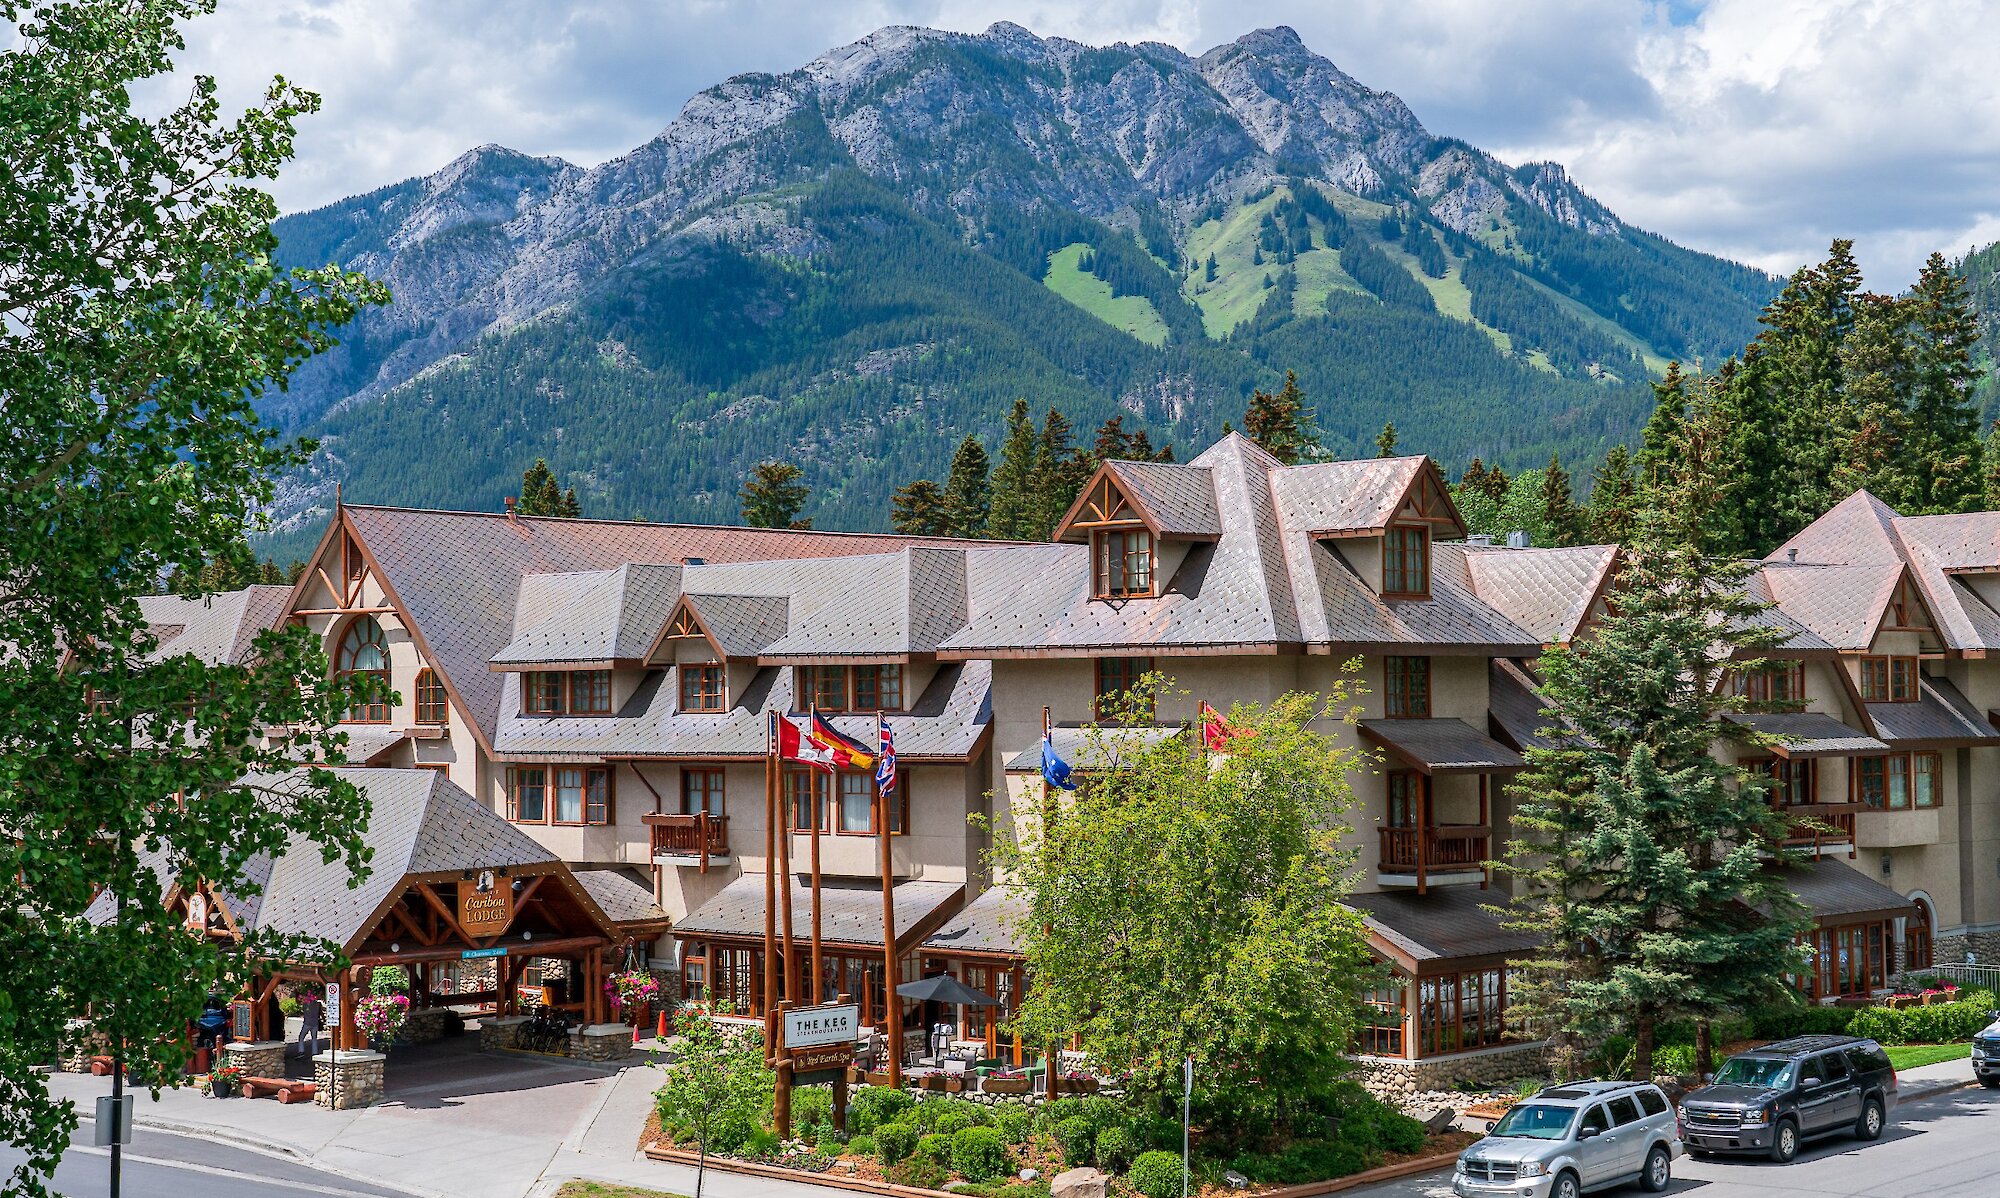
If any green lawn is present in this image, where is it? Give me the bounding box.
[555,1183,692,1198]
[1885,1042,1970,1070]
[1041,242,1169,346]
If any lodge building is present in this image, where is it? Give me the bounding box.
[132,434,2000,1088]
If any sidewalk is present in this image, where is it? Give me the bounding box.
[1895,1053,1977,1101]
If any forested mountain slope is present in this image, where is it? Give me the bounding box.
[259,22,1778,555]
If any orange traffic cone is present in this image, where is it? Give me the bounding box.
[657,1009,669,1039]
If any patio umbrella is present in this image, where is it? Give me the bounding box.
[896,974,1001,1007]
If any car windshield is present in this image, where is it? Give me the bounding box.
[1712,1057,1795,1088]
[1489,1103,1577,1140]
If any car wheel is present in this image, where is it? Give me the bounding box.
[1551,1169,1582,1198]
[1640,1145,1672,1193]
[1855,1097,1885,1141]
[1770,1119,1799,1164]
[1982,1076,2000,1090]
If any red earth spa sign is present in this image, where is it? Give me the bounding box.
[459,869,515,938]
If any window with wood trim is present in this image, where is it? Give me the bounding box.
[1385,655,1431,718]
[335,616,391,723]
[1854,751,1940,809]
[414,668,448,725]
[1359,981,1408,1057]
[1731,661,1807,706]
[1859,655,1919,702]
[681,769,724,817]
[1093,528,1155,599]
[1094,656,1154,721]
[507,766,548,823]
[1796,920,1888,1000]
[522,670,612,716]
[1758,757,1817,807]
[1386,771,1424,828]
[796,664,904,713]
[508,764,610,825]
[1415,968,1515,1056]
[1382,524,1431,597]
[1907,898,1934,972]
[781,767,907,835]
[680,665,725,713]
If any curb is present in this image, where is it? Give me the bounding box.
[1900,1077,1976,1103]
[75,1105,455,1198]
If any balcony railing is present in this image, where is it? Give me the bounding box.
[644,812,730,871]
[1379,824,1490,887]
[1776,802,1858,859]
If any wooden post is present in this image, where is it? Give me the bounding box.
[1415,771,1429,896]
[778,754,797,1009]
[774,1000,793,1139]
[1042,706,1059,1103]
[1479,775,1491,891]
[810,717,825,1006]
[879,775,902,1088]
[765,711,779,1058]
[832,989,852,1132]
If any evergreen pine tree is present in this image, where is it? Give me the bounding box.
[987,399,1041,540]
[1834,292,1916,507]
[1503,478,1811,1079]
[1461,458,1491,497]
[1635,362,1689,494]
[1031,407,1092,539]
[1759,241,1865,538]
[890,480,952,536]
[1539,453,1584,548]
[739,461,811,529]
[1374,422,1398,458]
[1985,425,2000,512]
[516,457,565,516]
[1906,251,1984,512]
[1584,445,1638,545]
[942,434,992,537]
[1204,254,1217,283]
[1243,370,1320,465]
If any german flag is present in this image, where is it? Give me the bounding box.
[808,712,876,771]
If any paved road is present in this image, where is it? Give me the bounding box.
[0,1125,418,1198]
[1353,1083,2000,1198]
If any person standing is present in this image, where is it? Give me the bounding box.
[295,989,325,1059]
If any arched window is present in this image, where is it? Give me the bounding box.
[1906,895,1934,973]
[336,616,391,723]
[414,668,447,725]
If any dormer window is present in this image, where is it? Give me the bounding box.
[1094,529,1155,599]
[1383,524,1430,598]
[1859,656,1918,703]
[523,670,612,716]
[1730,661,1807,706]
[681,665,726,713]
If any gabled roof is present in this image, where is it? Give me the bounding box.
[573,867,671,930]
[1460,544,1618,645]
[1054,459,1223,542]
[337,504,996,749]
[922,885,1028,957]
[1268,454,1461,537]
[1757,562,1906,651]
[1488,659,1566,753]
[665,592,791,659]
[674,875,963,949]
[1343,887,1542,973]
[490,563,683,669]
[138,586,292,665]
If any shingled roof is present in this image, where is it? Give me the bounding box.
[1866,677,2000,747]
[339,505,996,748]
[138,586,292,665]
[675,875,963,948]
[923,885,1028,957]
[491,563,683,668]
[1461,544,1617,645]
[1343,887,1542,972]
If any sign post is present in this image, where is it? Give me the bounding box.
[324,981,342,1110]
[777,1001,862,1132]
[1182,1056,1194,1198]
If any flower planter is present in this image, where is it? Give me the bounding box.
[1061,1076,1099,1094]
[982,1074,1032,1095]
[865,1070,895,1087]
[211,1081,238,1098]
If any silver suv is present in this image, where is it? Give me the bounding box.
[1453,1080,1682,1198]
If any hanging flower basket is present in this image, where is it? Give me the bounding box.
[605,969,661,1021]
[356,993,410,1048]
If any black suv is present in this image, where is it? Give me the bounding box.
[1676,1035,1897,1163]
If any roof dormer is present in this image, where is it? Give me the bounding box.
[1054,460,1220,601]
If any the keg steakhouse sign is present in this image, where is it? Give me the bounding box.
[459,869,515,937]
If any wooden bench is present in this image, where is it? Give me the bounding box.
[240,1076,317,1104]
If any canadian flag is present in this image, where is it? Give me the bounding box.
[777,715,836,772]
[1201,701,1252,752]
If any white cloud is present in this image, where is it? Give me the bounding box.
[148,0,2000,287]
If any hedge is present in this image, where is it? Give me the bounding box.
[951,1127,1012,1182]
[1129,1150,1184,1198]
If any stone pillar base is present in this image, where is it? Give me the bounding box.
[223,1040,288,1079]
[58,1019,106,1073]
[574,1023,635,1062]
[312,1050,386,1109]
[479,1015,532,1052]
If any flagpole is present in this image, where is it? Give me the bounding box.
[879,709,902,1090]
[778,715,798,1008]
[810,704,825,1008]
[764,709,778,1060]
[1042,704,1058,1103]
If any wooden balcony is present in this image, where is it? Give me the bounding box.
[1777,802,1858,859]
[644,812,730,871]
[1378,824,1490,891]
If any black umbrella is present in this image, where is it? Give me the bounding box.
[896,974,1001,1007]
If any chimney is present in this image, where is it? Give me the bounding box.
[503,495,518,520]
[1506,530,1530,550]
[1466,533,1494,547]
[1787,547,1798,563]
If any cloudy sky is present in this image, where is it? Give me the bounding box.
[155,0,2000,286]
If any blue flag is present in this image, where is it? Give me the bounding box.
[1041,732,1078,791]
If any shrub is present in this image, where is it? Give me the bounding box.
[847,1135,877,1159]
[1038,1097,1085,1132]
[875,1123,919,1165]
[1055,1116,1097,1166]
[995,1106,1034,1145]
[952,1127,1013,1182]
[1652,1043,1698,1078]
[1075,1096,1126,1132]
[792,1087,834,1135]
[850,1085,915,1134]
[914,1095,974,1131]
[1845,1006,1904,1046]
[1094,1126,1137,1174]
[1128,1150,1183,1198]
[887,1157,949,1189]
[916,1132,954,1168]
[935,1110,975,1138]
[744,1128,782,1158]
[1751,1001,1856,1040]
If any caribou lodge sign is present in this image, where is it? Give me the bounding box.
[459,869,515,937]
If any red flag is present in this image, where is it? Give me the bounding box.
[1201,701,1251,752]
[777,715,837,772]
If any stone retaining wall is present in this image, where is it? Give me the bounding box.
[479,1015,531,1051]
[401,1007,460,1046]
[58,1020,106,1073]
[313,1050,385,1109]
[1352,1042,1549,1103]
[571,1023,635,1062]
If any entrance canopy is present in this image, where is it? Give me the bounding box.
[1724,711,1887,758]
[1359,718,1525,776]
